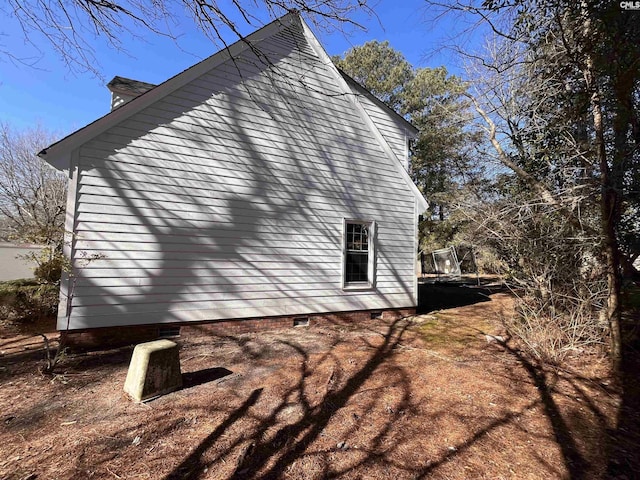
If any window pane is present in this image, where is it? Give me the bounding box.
[345,222,369,252]
[346,252,368,282]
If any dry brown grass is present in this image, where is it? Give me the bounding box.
[0,292,622,479]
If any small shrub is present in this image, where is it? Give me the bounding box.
[0,279,59,324]
[34,253,64,284]
[18,247,66,284]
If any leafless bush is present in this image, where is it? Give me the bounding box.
[455,193,610,363]
[502,281,609,364]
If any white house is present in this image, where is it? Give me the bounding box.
[39,12,428,345]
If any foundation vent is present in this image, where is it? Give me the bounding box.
[293,317,310,327]
[158,326,181,338]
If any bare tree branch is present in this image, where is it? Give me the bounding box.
[0,123,67,246]
[2,0,374,76]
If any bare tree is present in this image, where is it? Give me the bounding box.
[0,122,67,247]
[426,0,640,371]
[2,0,374,76]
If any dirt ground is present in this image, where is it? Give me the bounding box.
[0,290,633,479]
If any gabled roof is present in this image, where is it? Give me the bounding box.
[39,11,427,212]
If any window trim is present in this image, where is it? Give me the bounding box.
[342,219,376,290]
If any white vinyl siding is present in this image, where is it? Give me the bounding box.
[61,19,418,329]
[343,79,413,171]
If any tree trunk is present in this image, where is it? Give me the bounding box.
[601,184,623,375]
[581,1,623,375]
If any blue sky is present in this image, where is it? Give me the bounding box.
[0,0,476,137]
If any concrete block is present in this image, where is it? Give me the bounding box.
[124,339,182,402]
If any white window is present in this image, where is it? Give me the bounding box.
[343,219,376,289]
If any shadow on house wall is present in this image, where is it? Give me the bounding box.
[65,19,416,332]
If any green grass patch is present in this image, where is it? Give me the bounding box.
[0,278,40,290]
[417,304,501,357]
[419,317,451,347]
[419,313,486,349]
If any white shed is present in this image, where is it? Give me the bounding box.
[39,12,428,344]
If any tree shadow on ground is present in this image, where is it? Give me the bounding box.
[154,311,612,479]
[456,317,614,480]
[6,306,614,479]
[162,317,413,479]
[67,346,133,370]
[0,330,58,368]
[417,283,499,314]
[496,341,595,479]
[166,388,264,480]
[182,367,234,389]
[606,307,640,478]
[0,314,57,337]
